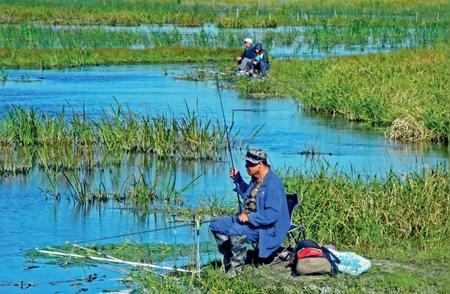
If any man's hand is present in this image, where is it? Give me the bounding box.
[229,167,241,181]
[253,61,257,65]
[238,213,249,223]
[236,56,242,62]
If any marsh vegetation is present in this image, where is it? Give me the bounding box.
[1,0,448,292]
[228,46,449,142]
[0,0,447,28]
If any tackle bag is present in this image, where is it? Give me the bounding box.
[290,240,340,276]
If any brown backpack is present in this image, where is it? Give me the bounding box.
[290,240,339,276]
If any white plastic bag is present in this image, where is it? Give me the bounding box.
[328,248,371,276]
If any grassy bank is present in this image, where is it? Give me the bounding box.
[233,46,449,142]
[0,47,238,69]
[134,164,449,293]
[0,0,447,28]
[31,242,449,293]
[136,262,448,293]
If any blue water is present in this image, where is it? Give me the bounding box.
[0,64,447,292]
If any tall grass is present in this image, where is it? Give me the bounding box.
[0,0,447,28]
[0,146,33,176]
[0,103,230,174]
[0,24,446,51]
[0,47,239,69]
[232,46,449,142]
[283,164,449,253]
[58,168,183,206]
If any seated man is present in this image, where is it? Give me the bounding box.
[209,148,290,276]
[236,37,256,73]
[248,43,270,77]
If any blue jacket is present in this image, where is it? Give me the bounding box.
[234,169,290,258]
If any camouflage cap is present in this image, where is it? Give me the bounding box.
[244,148,267,164]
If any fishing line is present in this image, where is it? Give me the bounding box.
[1,219,218,259]
[209,46,241,207]
[73,219,214,244]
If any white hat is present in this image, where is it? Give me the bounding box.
[244,37,253,44]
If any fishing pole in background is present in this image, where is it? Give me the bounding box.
[210,49,241,208]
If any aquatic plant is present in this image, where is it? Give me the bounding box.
[1,66,6,82]
[0,24,446,52]
[0,103,230,162]
[62,170,110,205]
[52,165,203,208]
[0,0,447,28]
[0,146,34,176]
[0,47,239,69]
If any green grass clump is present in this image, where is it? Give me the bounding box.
[0,47,238,69]
[283,164,449,255]
[233,46,449,142]
[0,103,230,176]
[0,146,33,175]
[132,261,448,293]
[0,23,446,52]
[0,104,228,159]
[0,0,447,28]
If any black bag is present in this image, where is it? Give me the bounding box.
[290,239,340,276]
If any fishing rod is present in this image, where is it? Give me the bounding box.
[72,221,209,244]
[210,48,241,207]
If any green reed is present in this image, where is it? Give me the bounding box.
[51,161,206,207]
[0,104,228,158]
[0,0,447,28]
[231,45,449,142]
[0,103,230,176]
[0,47,238,69]
[0,24,446,52]
[123,168,180,205]
[283,163,449,253]
[0,146,34,176]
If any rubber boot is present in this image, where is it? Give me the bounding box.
[228,235,247,277]
[212,231,232,272]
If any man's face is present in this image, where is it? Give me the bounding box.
[245,42,251,48]
[245,161,260,176]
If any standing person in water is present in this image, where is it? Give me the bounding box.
[249,43,270,77]
[209,148,290,277]
[236,37,256,73]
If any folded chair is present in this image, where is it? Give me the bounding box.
[250,193,306,266]
[269,193,306,265]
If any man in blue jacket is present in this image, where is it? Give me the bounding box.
[209,148,290,276]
